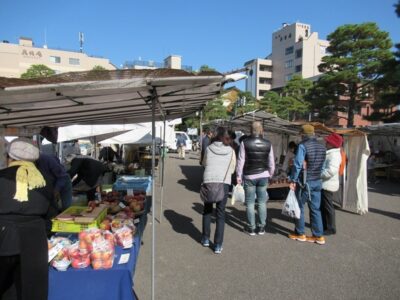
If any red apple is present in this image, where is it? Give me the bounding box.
[103,259,113,269]
[92,260,103,270]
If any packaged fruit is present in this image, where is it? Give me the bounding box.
[52,258,71,271]
[114,226,133,249]
[91,238,115,269]
[70,255,91,269]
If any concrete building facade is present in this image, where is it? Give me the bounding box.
[271,22,328,89]
[244,22,328,98]
[123,55,192,72]
[0,37,115,78]
[244,58,272,99]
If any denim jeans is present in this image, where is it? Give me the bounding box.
[202,184,229,245]
[244,177,269,230]
[295,179,323,237]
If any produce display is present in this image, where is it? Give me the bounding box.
[48,226,134,271]
[97,190,146,217]
[49,177,149,273]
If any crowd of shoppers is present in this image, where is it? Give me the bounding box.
[200,123,345,253]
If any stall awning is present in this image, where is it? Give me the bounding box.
[0,69,237,129]
[208,110,299,135]
[359,123,400,136]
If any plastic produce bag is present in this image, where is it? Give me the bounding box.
[231,185,245,205]
[282,190,300,219]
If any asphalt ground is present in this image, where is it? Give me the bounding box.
[134,152,400,300]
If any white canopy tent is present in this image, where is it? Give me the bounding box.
[0,68,245,300]
[99,125,175,146]
[57,124,144,142]
[99,127,162,145]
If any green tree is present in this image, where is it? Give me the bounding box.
[281,75,312,121]
[316,22,393,127]
[198,65,216,72]
[366,1,400,123]
[234,91,258,116]
[183,116,200,129]
[260,91,289,119]
[20,64,55,79]
[91,65,106,71]
[261,75,312,121]
[203,98,228,121]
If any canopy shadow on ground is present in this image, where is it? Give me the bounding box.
[368,207,400,220]
[177,165,203,193]
[163,209,202,243]
[192,202,307,238]
[368,180,400,197]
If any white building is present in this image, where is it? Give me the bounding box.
[123,55,192,72]
[245,22,329,98]
[0,37,116,78]
[244,58,272,99]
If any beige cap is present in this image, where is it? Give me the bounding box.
[7,138,39,162]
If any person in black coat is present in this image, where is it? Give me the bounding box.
[0,138,53,300]
[98,146,120,163]
[66,155,107,201]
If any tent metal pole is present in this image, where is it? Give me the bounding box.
[160,118,166,223]
[93,136,97,159]
[199,110,203,154]
[151,95,156,300]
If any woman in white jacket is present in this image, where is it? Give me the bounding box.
[321,133,343,235]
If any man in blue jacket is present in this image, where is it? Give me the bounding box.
[176,134,187,160]
[288,124,326,245]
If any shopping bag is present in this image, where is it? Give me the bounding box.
[282,189,300,219]
[231,185,245,205]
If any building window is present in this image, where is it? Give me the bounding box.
[259,64,272,72]
[288,33,292,38]
[69,58,80,65]
[305,29,309,37]
[49,56,61,63]
[295,49,302,58]
[285,46,294,55]
[295,65,302,73]
[259,77,272,85]
[259,90,268,97]
[285,74,293,82]
[285,60,293,69]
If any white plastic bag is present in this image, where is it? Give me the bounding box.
[282,189,300,219]
[231,185,245,205]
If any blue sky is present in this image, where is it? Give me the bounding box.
[0,0,399,73]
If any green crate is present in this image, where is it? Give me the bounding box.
[51,206,107,233]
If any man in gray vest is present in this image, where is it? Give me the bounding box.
[236,121,275,236]
[288,124,327,245]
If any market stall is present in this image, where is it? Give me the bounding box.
[0,69,244,300]
[215,110,370,214]
[361,123,400,181]
[209,110,299,193]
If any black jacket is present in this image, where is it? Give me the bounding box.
[68,157,107,187]
[243,136,271,175]
[0,166,52,256]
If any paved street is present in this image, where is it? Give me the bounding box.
[134,152,400,300]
